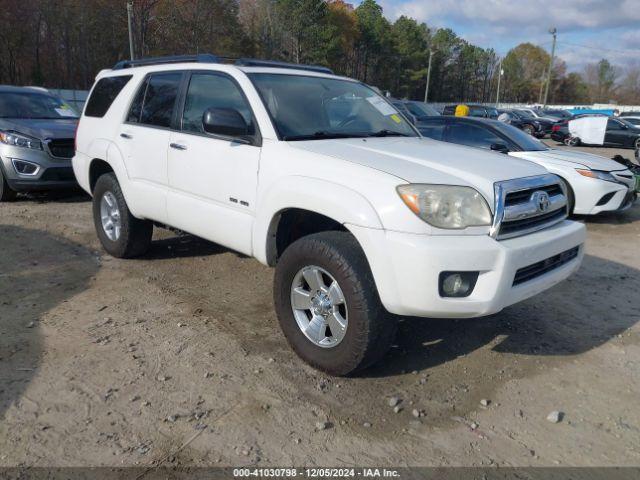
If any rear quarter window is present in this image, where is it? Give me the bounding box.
[84,75,132,118]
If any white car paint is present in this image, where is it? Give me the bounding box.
[73,62,585,318]
[509,148,636,215]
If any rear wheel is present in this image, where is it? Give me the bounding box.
[274,231,396,376]
[633,138,640,150]
[522,124,535,136]
[92,173,153,258]
[0,168,18,202]
[566,136,581,147]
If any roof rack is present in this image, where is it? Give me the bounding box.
[234,58,334,74]
[111,54,335,75]
[112,54,220,70]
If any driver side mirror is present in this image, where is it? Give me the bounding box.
[203,107,249,137]
[490,143,509,153]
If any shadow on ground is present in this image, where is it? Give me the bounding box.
[362,254,639,378]
[0,225,99,419]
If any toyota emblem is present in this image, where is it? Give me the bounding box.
[531,191,551,213]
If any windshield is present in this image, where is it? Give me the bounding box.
[0,92,79,119]
[514,110,535,119]
[493,122,549,152]
[618,118,640,129]
[247,73,417,140]
[405,102,439,117]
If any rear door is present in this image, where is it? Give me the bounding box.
[604,119,627,146]
[116,71,183,223]
[166,70,261,255]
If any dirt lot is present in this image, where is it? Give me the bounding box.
[1,141,639,468]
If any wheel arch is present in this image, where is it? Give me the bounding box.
[254,177,384,266]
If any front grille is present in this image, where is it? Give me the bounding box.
[40,167,76,181]
[505,184,563,206]
[46,138,75,159]
[513,246,580,286]
[493,175,568,240]
[498,208,566,238]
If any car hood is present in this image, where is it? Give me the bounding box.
[0,118,78,140]
[289,137,547,203]
[510,148,624,171]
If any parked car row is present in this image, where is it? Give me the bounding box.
[551,116,640,149]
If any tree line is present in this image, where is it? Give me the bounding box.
[0,0,638,105]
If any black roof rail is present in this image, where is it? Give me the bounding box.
[234,58,334,74]
[112,54,221,70]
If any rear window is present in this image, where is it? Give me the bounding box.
[85,75,132,118]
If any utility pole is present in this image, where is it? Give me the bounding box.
[538,68,546,104]
[424,49,433,103]
[495,58,503,107]
[127,2,135,61]
[543,27,557,107]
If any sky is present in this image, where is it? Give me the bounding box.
[374,0,640,72]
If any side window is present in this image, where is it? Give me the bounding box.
[182,73,254,135]
[85,75,132,117]
[418,121,446,141]
[127,73,182,127]
[469,107,486,117]
[140,73,182,127]
[607,119,621,130]
[126,78,147,123]
[446,124,503,148]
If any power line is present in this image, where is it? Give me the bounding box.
[557,41,640,55]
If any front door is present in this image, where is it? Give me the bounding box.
[167,71,261,256]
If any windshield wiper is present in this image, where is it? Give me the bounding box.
[282,131,367,141]
[367,129,411,138]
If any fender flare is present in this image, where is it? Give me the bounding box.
[253,176,384,265]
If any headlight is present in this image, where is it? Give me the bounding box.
[576,169,617,183]
[397,184,492,229]
[0,131,43,150]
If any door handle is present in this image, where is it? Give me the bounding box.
[120,133,133,139]
[170,143,187,151]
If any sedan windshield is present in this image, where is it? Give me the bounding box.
[247,73,417,140]
[493,122,549,152]
[0,92,79,119]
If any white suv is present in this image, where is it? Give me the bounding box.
[73,55,586,375]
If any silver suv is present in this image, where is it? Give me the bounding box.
[0,86,79,201]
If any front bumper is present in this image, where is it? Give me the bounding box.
[0,144,77,192]
[350,220,586,318]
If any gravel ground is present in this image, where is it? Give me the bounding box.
[0,141,639,468]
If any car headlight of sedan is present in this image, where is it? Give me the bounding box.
[397,184,492,229]
[576,169,618,183]
[0,131,43,150]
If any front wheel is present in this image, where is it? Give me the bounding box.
[274,231,396,376]
[633,138,640,150]
[0,168,18,202]
[92,173,153,258]
[523,124,535,136]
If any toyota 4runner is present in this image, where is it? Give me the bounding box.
[73,55,586,375]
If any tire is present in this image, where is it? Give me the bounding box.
[92,172,153,258]
[559,178,575,215]
[0,167,18,202]
[634,138,640,150]
[274,231,396,376]
[523,124,535,136]
[566,136,580,147]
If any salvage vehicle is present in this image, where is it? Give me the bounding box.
[551,116,640,149]
[73,55,586,375]
[0,86,78,201]
[418,116,637,214]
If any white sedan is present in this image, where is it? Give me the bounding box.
[418,116,638,215]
